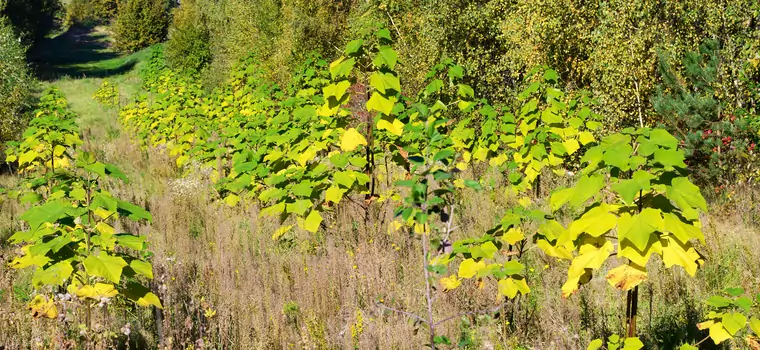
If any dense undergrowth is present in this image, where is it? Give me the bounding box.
[2,0,760,348]
[3,24,760,349]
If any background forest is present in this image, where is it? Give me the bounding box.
[1,0,760,349]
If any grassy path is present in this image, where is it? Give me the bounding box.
[30,25,154,130]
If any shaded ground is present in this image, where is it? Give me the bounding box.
[30,25,136,80]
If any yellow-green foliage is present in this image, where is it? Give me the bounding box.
[184,0,760,129]
[92,79,119,107]
[113,0,170,53]
[66,0,118,26]
[0,18,36,154]
[165,0,211,73]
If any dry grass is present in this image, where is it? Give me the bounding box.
[2,115,760,349]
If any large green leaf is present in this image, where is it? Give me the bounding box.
[666,177,707,220]
[116,199,152,222]
[83,253,127,284]
[617,208,662,252]
[611,170,653,205]
[20,200,72,231]
[369,72,401,94]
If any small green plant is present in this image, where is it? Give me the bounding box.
[5,89,161,329]
[93,79,119,107]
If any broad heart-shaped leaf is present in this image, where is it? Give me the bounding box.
[84,162,128,182]
[224,194,240,207]
[325,186,346,204]
[458,258,485,279]
[663,212,705,244]
[722,312,747,335]
[661,235,701,276]
[611,170,654,205]
[705,295,732,308]
[749,316,760,336]
[653,148,687,169]
[117,199,152,222]
[286,199,312,216]
[708,323,731,344]
[666,177,707,220]
[369,72,400,94]
[439,275,461,291]
[322,80,351,100]
[130,260,154,279]
[373,46,398,70]
[562,240,614,297]
[648,128,679,149]
[20,199,72,231]
[123,282,162,309]
[617,209,663,252]
[605,264,647,291]
[345,39,363,55]
[75,283,119,299]
[377,115,404,136]
[33,260,74,287]
[340,128,367,152]
[563,139,580,155]
[303,210,322,233]
[115,234,146,250]
[622,338,644,350]
[366,92,397,115]
[679,345,698,350]
[498,277,530,299]
[567,204,617,238]
[329,57,355,79]
[83,253,127,284]
[601,133,633,169]
[550,174,605,211]
[18,149,38,165]
[587,339,603,350]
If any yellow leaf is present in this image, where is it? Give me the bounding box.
[458,258,485,279]
[562,240,613,297]
[272,225,293,240]
[325,186,346,204]
[440,275,461,291]
[503,227,525,245]
[562,139,580,155]
[303,210,323,233]
[661,236,701,276]
[296,147,317,167]
[489,153,508,167]
[709,323,731,344]
[340,128,367,152]
[28,295,57,319]
[75,283,119,299]
[95,222,115,237]
[579,131,595,145]
[498,277,530,299]
[53,145,66,157]
[536,239,574,260]
[377,117,404,136]
[224,194,240,207]
[606,264,647,291]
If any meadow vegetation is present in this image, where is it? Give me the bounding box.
[1,1,760,349]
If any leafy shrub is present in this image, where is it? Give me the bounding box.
[93,79,119,107]
[65,0,119,26]
[113,0,170,53]
[0,18,36,155]
[0,0,62,45]
[653,40,760,187]
[165,0,211,73]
